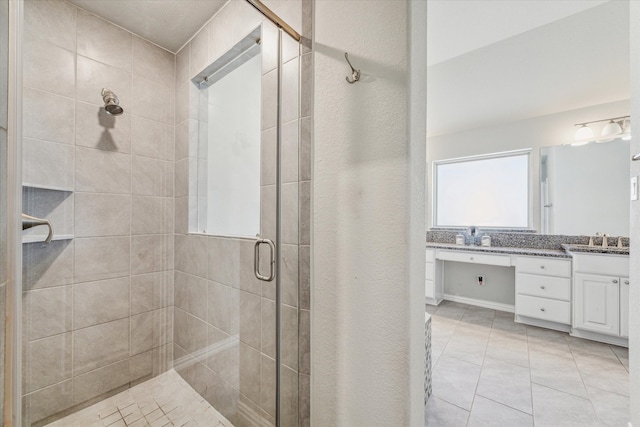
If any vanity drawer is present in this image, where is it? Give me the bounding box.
[426,249,435,263]
[516,294,571,324]
[425,263,435,281]
[437,250,511,267]
[516,273,571,301]
[516,256,571,278]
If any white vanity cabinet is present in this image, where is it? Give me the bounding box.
[571,253,629,346]
[425,249,443,305]
[514,256,572,329]
[573,273,620,336]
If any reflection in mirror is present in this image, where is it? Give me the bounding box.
[194,27,261,237]
[540,139,629,236]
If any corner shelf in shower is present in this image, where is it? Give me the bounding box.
[22,183,74,244]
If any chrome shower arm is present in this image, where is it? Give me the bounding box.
[21,213,54,244]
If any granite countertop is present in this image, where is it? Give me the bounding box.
[561,243,630,256]
[426,242,630,258]
[426,242,571,258]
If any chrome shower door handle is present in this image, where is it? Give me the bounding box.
[21,213,54,244]
[254,238,276,281]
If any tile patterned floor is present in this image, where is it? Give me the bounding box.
[45,370,233,427]
[425,301,629,427]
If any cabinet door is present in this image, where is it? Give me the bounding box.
[620,277,629,338]
[574,273,620,335]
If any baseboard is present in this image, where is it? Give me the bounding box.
[570,328,629,348]
[515,315,571,333]
[443,294,515,313]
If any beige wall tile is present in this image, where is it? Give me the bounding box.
[24,333,72,393]
[280,364,299,426]
[298,309,310,375]
[239,291,261,350]
[22,187,74,240]
[131,115,174,161]
[260,185,276,242]
[208,237,241,287]
[174,234,208,278]
[261,128,276,186]
[76,55,131,110]
[261,354,276,418]
[239,342,261,405]
[24,0,76,51]
[132,36,175,88]
[131,311,154,356]
[132,76,174,125]
[174,271,207,320]
[261,298,275,358]
[131,234,173,274]
[299,180,310,245]
[75,193,131,237]
[176,45,190,84]
[72,359,130,405]
[24,286,72,340]
[73,277,130,329]
[208,281,239,335]
[281,119,299,183]
[282,182,299,244]
[24,37,75,98]
[75,147,131,194]
[131,271,174,315]
[132,156,174,197]
[74,236,130,283]
[281,304,298,370]
[75,101,131,154]
[23,87,75,144]
[281,57,299,124]
[189,28,209,79]
[174,308,207,353]
[281,244,298,307]
[22,380,73,425]
[299,245,310,310]
[73,318,130,374]
[130,349,153,381]
[299,116,311,180]
[23,239,74,290]
[131,196,173,235]
[77,10,132,72]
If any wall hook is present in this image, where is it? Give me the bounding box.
[344,52,360,84]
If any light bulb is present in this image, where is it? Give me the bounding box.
[574,124,593,142]
[599,120,623,142]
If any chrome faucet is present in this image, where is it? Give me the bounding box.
[22,213,54,244]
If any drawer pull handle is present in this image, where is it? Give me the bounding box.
[613,279,618,284]
[625,280,630,285]
[470,257,474,261]
[540,286,545,290]
[540,265,545,269]
[540,308,546,312]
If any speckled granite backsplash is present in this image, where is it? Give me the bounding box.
[426,230,630,250]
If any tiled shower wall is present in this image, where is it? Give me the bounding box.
[0,0,9,420]
[21,1,175,425]
[173,0,311,426]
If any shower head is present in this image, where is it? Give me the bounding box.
[101,88,123,116]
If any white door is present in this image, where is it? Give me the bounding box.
[574,273,620,335]
[621,277,630,338]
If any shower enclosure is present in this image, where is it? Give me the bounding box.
[4,0,311,425]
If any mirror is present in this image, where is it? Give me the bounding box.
[540,139,630,236]
[426,1,630,236]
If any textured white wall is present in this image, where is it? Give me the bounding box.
[312,0,425,425]
[628,2,640,424]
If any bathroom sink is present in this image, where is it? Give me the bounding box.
[561,244,629,255]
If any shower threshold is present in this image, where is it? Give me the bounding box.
[44,370,232,427]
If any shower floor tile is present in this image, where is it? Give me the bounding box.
[44,369,233,427]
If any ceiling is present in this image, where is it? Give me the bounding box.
[427,0,609,67]
[68,0,228,53]
[427,0,630,137]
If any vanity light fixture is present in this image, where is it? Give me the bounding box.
[572,115,631,145]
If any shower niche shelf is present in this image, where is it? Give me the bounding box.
[22,234,74,244]
[22,185,74,245]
